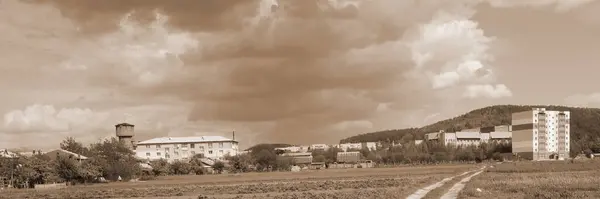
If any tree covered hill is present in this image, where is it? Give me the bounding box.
[340,105,600,151]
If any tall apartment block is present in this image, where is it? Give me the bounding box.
[512,108,570,160]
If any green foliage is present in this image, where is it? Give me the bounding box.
[340,105,600,154]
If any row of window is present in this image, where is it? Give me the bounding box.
[145,149,225,158]
[144,142,226,149]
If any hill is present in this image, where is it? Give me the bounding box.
[245,143,292,152]
[340,105,600,151]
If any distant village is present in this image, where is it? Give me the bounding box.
[0,108,579,188]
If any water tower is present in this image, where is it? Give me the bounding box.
[115,123,136,150]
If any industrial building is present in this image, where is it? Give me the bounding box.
[512,108,570,160]
[135,135,239,162]
[275,146,309,153]
[425,127,512,146]
[280,152,313,165]
[335,142,377,151]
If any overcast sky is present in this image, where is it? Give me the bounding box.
[1,0,599,150]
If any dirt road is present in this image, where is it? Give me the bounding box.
[406,166,486,199]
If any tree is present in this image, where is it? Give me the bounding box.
[88,138,140,181]
[60,137,91,157]
[55,156,80,184]
[150,159,170,176]
[78,161,101,183]
[227,154,252,173]
[169,160,191,175]
[253,149,276,170]
[212,161,225,174]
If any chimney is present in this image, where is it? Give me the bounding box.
[233,130,235,141]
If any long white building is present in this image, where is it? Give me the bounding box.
[135,136,238,162]
[425,129,512,146]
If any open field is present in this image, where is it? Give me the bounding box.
[460,160,600,199]
[0,164,477,199]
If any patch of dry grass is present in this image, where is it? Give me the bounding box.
[0,165,475,199]
[460,160,600,199]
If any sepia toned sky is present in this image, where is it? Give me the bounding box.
[1,0,599,150]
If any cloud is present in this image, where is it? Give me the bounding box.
[463,84,512,99]
[487,0,597,12]
[3,104,109,133]
[5,0,594,146]
[1,103,191,149]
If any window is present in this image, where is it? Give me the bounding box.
[165,147,170,151]
[200,146,204,150]
[219,150,223,153]
[146,145,151,149]
[165,154,170,159]
[174,151,179,156]
[190,143,195,148]
[146,153,151,157]
[208,143,213,148]
[156,144,161,148]
[191,151,196,155]
[157,152,161,156]
[181,144,188,148]
[208,150,213,154]
[219,142,224,148]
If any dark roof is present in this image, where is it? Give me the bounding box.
[115,123,135,127]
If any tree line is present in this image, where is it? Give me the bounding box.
[1,137,512,188]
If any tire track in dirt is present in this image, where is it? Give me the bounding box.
[439,167,485,199]
[405,170,473,199]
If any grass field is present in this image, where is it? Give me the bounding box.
[0,164,476,199]
[460,160,600,199]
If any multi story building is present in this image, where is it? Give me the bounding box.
[309,144,329,151]
[135,136,238,162]
[426,129,512,146]
[275,146,309,153]
[512,108,570,160]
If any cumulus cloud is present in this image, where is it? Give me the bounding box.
[2,0,595,146]
[1,103,191,149]
[3,104,109,133]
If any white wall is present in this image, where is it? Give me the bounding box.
[136,141,238,162]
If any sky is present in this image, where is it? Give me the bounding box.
[1,0,599,150]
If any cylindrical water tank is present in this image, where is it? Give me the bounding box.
[115,123,135,137]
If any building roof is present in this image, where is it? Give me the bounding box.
[282,152,312,157]
[45,149,89,160]
[490,131,512,139]
[115,123,135,127]
[455,132,481,139]
[138,136,235,145]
